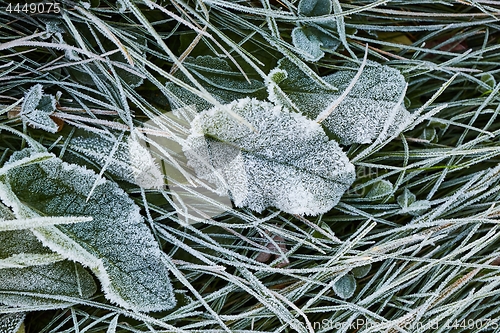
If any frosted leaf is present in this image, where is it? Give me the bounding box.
[0,229,96,308]
[365,180,393,200]
[397,189,430,216]
[70,135,133,181]
[0,313,25,333]
[351,264,371,278]
[184,97,355,216]
[298,0,332,16]
[0,262,97,308]
[267,59,413,144]
[69,133,164,189]
[20,85,58,133]
[332,274,356,299]
[405,200,431,216]
[397,188,416,208]
[165,56,266,111]
[292,27,323,62]
[1,149,175,311]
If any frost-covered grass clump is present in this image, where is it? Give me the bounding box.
[1,0,500,332]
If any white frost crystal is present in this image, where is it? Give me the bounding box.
[184,98,355,216]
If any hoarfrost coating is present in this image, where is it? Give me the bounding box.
[185,98,355,216]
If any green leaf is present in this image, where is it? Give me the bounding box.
[165,56,266,111]
[267,59,412,144]
[298,0,332,16]
[0,313,25,333]
[185,97,355,216]
[0,149,176,311]
[0,262,97,308]
[406,200,431,216]
[19,85,58,133]
[351,264,371,278]
[0,229,96,308]
[365,180,393,200]
[397,189,430,216]
[397,188,416,208]
[69,133,164,189]
[332,274,356,299]
[479,73,496,93]
[291,26,340,62]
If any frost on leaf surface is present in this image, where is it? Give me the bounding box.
[1,149,175,311]
[184,98,355,216]
[292,26,339,62]
[165,56,266,111]
[20,84,58,133]
[267,59,412,145]
[0,312,25,333]
[70,133,164,189]
[0,225,96,308]
[298,0,332,16]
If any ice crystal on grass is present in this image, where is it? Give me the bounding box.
[19,85,58,133]
[268,59,412,144]
[0,149,175,311]
[0,312,25,333]
[185,98,355,216]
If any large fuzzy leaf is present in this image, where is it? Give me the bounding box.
[184,97,355,216]
[165,56,266,111]
[0,150,175,312]
[267,59,412,145]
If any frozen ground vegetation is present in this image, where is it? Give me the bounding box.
[1,0,500,332]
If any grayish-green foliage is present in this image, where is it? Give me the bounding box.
[298,0,332,16]
[0,149,175,312]
[185,97,355,215]
[166,56,266,111]
[0,312,25,333]
[332,274,356,299]
[19,85,58,133]
[293,0,339,61]
[0,225,96,308]
[268,59,412,144]
[70,133,164,189]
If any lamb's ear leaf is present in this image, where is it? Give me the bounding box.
[0,149,176,312]
[0,312,25,333]
[19,85,58,133]
[165,55,266,111]
[267,59,413,144]
[185,98,355,216]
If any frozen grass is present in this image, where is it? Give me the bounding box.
[1,0,500,332]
